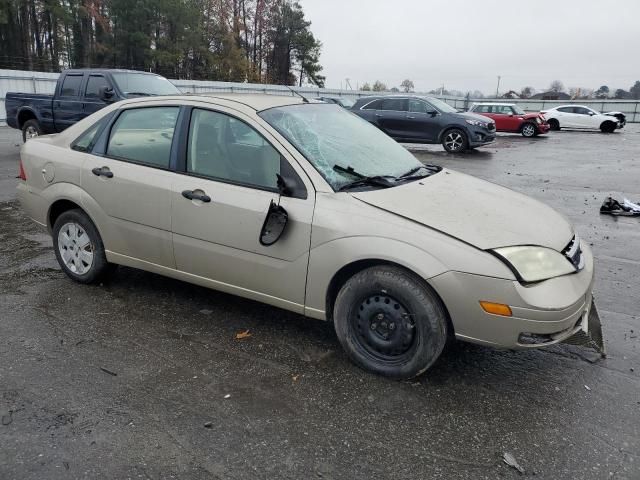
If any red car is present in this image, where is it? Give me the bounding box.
[469,103,550,137]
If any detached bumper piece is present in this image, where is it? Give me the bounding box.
[600,196,640,217]
[561,298,606,357]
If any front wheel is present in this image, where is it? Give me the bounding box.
[442,128,468,153]
[333,266,448,379]
[22,119,42,142]
[548,119,560,131]
[52,209,114,284]
[600,121,616,133]
[521,123,537,137]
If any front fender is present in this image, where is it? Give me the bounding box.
[304,236,448,319]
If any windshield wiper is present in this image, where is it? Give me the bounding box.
[397,164,442,180]
[124,92,152,96]
[333,164,395,191]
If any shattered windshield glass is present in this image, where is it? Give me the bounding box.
[259,103,425,190]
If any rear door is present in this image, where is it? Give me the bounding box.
[170,106,315,311]
[81,105,180,267]
[556,106,578,128]
[54,73,86,131]
[83,74,111,117]
[376,98,408,138]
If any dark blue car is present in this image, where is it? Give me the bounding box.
[5,69,180,142]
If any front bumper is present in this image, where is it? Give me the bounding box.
[429,242,596,349]
[536,123,551,134]
[467,125,496,147]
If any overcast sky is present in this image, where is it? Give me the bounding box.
[299,0,640,94]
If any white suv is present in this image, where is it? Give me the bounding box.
[542,105,621,133]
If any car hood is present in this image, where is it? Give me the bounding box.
[522,112,543,119]
[350,169,573,251]
[457,111,493,123]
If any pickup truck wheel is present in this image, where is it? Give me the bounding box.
[521,123,537,137]
[600,121,616,133]
[548,119,560,131]
[22,119,42,142]
[52,209,114,284]
[442,128,468,153]
[333,266,448,379]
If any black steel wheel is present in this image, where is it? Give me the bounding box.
[334,266,448,378]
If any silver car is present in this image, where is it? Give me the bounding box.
[17,94,599,378]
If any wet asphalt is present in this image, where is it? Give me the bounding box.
[0,125,638,479]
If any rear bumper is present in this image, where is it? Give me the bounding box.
[429,242,596,349]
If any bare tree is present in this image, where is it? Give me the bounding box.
[520,86,534,98]
[549,80,565,93]
[400,79,414,93]
[372,80,387,92]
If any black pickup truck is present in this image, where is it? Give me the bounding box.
[5,69,180,141]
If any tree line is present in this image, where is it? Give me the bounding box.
[0,0,325,86]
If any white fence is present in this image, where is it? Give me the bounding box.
[2,69,639,126]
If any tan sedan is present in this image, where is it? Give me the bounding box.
[17,94,600,378]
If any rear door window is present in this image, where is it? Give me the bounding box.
[380,98,407,112]
[362,99,384,110]
[557,107,574,113]
[107,107,179,168]
[60,74,83,97]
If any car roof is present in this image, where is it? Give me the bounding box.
[472,102,515,106]
[117,93,309,112]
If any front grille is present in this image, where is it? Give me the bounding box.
[562,234,584,270]
[487,122,496,132]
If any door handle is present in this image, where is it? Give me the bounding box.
[375,113,383,117]
[407,115,416,119]
[182,190,211,203]
[91,166,113,178]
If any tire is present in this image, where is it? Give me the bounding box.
[333,266,448,379]
[442,128,468,153]
[548,119,560,131]
[600,121,616,133]
[52,209,114,284]
[521,122,537,137]
[22,119,42,142]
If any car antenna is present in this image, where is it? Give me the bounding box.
[286,86,309,103]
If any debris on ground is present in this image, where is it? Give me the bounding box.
[502,452,525,474]
[204,422,213,428]
[235,330,252,340]
[100,367,118,376]
[292,374,300,382]
[199,309,213,315]
[585,385,591,391]
[600,196,640,216]
[223,394,231,399]
[2,411,13,426]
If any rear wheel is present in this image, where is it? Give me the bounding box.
[600,121,616,133]
[521,123,537,137]
[548,118,560,131]
[22,119,41,142]
[333,266,448,379]
[442,128,468,153]
[52,209,114,284]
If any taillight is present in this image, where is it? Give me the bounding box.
[18,158,27,181]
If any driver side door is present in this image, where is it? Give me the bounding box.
[170,107,315,312]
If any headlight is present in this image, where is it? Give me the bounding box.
[535,117,542,124]
[465,119,488,127]
[492,246,576,283]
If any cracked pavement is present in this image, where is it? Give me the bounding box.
[0,126,638,479]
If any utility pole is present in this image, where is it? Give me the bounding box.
[496,76,501,98]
